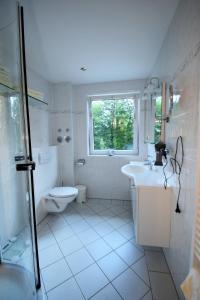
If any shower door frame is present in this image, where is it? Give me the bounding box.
[17,4,41,290]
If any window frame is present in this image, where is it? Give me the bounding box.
[88,93,139,156]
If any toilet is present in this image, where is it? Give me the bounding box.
[44,186,78,213]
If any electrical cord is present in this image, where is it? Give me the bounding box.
[163,157,174,189]
[163,157,168,189]
[162,136,184,213]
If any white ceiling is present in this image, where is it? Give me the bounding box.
[23,0,180,84]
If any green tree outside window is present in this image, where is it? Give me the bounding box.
[91,98,135,151]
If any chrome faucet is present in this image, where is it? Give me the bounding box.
[144,157,154,170]
[149,160,154,170]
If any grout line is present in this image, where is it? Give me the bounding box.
[87,282,115,300]
[148,270,170,275]
[110,282,125,300]
[140,289,152,300]
[159,249,180,299]
[131,266,151,289]
[143,254,153,297]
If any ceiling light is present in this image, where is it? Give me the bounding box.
[80,66,87,71]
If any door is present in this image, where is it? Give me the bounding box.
[0,1,40,298]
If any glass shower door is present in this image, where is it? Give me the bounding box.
[0,1,40,299]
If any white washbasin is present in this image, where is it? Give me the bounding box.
[121,164,145,177]
[121,162,173,187]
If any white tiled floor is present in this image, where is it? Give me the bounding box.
[38,199,179,300]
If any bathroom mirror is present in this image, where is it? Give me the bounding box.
[144,81,164,144]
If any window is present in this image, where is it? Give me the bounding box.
[88,94,139,155]
[154,96,162,143]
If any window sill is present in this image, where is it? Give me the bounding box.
[88,153,139,157]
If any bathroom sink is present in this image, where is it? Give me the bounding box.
[121,162,172,187]
[121,164,145,177]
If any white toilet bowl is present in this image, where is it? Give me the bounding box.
[44,187,78,213]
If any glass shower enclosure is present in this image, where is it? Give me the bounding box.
[0,1,41,299]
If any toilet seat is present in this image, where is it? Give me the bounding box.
[48,187,78,198]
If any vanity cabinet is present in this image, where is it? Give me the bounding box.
[122,162,172,248]
[135,186,171,248]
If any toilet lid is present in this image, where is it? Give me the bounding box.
[48,187,78,198]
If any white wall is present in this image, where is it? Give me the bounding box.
[150,0,200,298]
[33,146,58,223]
[27,69,56,222]
[49,82,75,186]
[27,68,53,147]
[72,79,147,200]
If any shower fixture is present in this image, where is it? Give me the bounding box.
[65,136,71,143]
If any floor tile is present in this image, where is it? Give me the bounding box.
[64,213,84,225]
[46,215,67,231]
[97,251,127,281]
[79,210,94,218]
[119,210,133,221]
[130,238,145,253]
[110,206,127,215]
[97,199,112,208]
[41,258,72,291]
[52,225,74,242]
[99,209,116,218]
[131,256,150,286]
[117,222,135,240]
[145,251,169,273]
[91,204,108,214]
[37,223,50,235]
[59,235,83,256]
[93,221,114,237]
[40,277,47,298]
[38,231,56,251]
[70,219,90,234]
[77,206,94,215]
[115,241,144,265]
[107,217,127,229]
[39,244,63,269]
[86,238,112,261]
[90,284,122,300]
[75,263,109,299]
[86,215,104,227]
[47,277,84,300]
[123,200,132,208]
[142,291,153,300]
[149,272,179,300]
[103,230,127,249]
[62,208,77,217]
[112,268,149,300]
[65,248,94,274]
[77,228,100,245]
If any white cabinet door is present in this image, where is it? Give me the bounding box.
[135,186,171,248]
